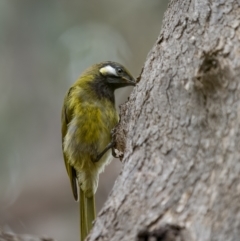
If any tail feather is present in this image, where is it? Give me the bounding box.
[86,195,96,231]
[80,189,88,241]
[80,189,96,241]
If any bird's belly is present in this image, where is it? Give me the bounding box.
[64,101,118,170]
[63,103,118,196]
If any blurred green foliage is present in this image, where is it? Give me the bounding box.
[0,1,168,240]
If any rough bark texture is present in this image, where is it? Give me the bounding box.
[88,1,240,241]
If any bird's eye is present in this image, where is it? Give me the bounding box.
[117,68,123,74]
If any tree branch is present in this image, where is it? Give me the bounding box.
[0,229,55,241]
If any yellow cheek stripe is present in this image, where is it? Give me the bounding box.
[99,65,118,76]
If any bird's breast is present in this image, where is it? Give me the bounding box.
[70,99,118,153]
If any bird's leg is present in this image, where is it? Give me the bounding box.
[93,129,117,162]
[94,141,116,162]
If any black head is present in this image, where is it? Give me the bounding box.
[87,61,135,103]
[98,61,136,89]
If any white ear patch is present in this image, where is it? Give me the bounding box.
[99,65,118,76]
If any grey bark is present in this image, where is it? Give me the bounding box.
[88,1,240,241]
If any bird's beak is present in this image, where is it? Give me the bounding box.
[107,76,136,88]
[121,76,136,86]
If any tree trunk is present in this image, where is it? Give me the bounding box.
[88,1,240,241]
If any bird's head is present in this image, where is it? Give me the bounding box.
[97,61,136,89]
[75,61,136,103]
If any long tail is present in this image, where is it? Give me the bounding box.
[86,195,96,231]
[80,189,96,241]
[80,188,87,241]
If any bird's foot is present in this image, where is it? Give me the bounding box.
[93,141,116,162]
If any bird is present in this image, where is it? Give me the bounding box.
[61,61,135,240]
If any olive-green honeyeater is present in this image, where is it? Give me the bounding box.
[61,61,135,240]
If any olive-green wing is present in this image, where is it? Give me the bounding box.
[61,89,78,201]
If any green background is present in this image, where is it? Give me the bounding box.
[0,1,168,240]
